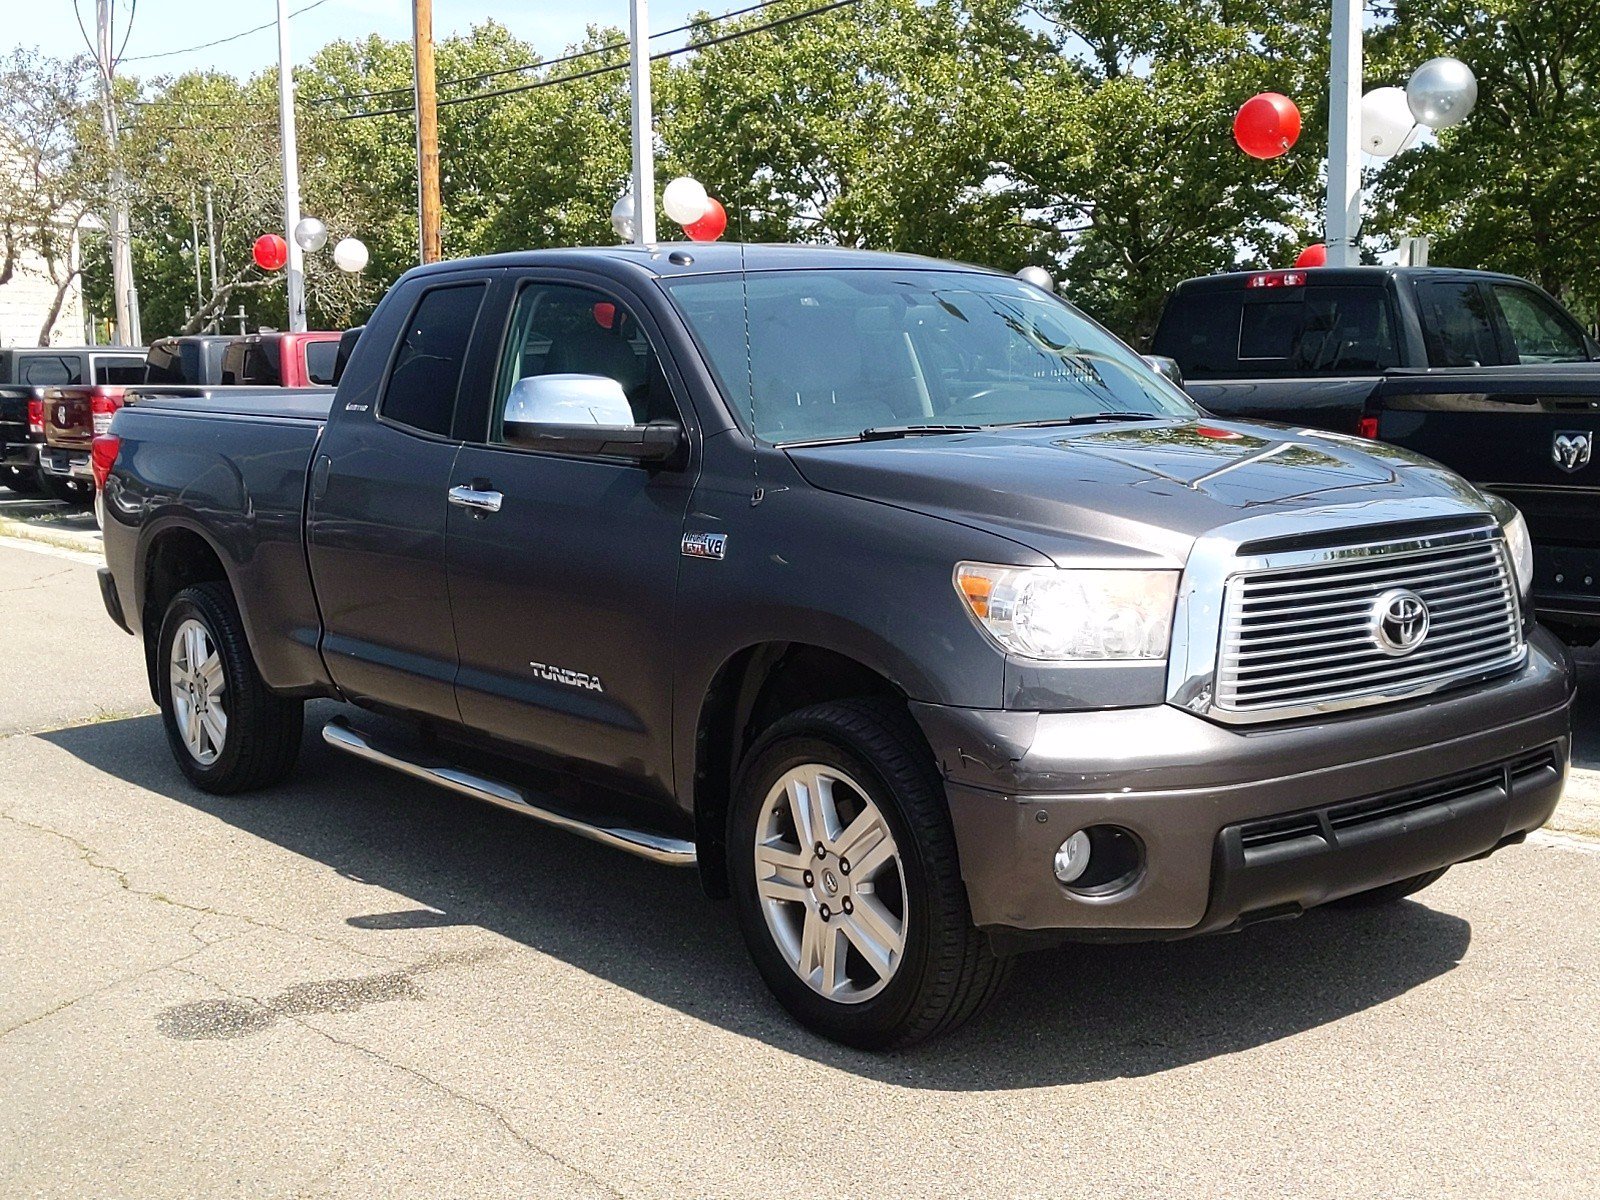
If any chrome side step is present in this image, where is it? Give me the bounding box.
[321,718,697,867]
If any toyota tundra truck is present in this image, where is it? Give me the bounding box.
[98,246,1573,1048]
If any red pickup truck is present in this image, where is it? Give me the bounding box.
[42,331,340,519]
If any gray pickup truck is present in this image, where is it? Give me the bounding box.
[99,246,1572,1047]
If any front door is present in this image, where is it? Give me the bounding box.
[446,276,696,800]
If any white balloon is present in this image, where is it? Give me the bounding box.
[1016,266,1055,292]
[1360,86,1415,157]
[332,237,369,273]
[610,192,635,241]
[293,216,328,252]
[662,176,710,226]
[1407,56,1478,129]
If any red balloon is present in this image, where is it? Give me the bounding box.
[684,197,727,242]
[1294,242,1328,268]
[252,233,288,271]
[1234,92,1301,160]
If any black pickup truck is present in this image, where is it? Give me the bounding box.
[1151,266,1600,642]
[99,246,1571,1047]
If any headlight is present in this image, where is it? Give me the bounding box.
[954,564,1178,660]
[1487,496,1534,601]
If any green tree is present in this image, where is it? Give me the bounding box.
[1368,0,1600,320]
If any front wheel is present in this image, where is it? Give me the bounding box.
[157,582,304,794]
[728,699,1009,1049]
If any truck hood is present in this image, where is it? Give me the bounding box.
[784,418,1490,567]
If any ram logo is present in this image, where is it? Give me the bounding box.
[1553,430,1593,473]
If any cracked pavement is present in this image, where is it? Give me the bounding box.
[2,536,1600,1198]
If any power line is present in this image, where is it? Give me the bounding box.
[120,0,331,63]
[306,0,797,109]
[335,0,862,120]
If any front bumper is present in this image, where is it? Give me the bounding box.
[913,626,1573,946]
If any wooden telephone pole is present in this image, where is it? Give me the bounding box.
[412,0,442,264]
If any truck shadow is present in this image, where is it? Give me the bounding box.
[1570,648,1600,771]
[41,706,1473,1092]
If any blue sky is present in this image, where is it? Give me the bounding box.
[12,1,707,79]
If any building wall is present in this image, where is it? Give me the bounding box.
[0,240,86,349]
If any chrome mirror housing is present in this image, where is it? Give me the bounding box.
[504,373,634,427]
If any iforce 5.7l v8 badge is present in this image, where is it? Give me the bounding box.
[681,531,728,561]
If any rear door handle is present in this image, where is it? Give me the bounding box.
[448,484,503,514]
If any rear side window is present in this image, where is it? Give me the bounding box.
[23,356,81,386]
[305,340,339,386]
[381,283,487,436]
[94,357,146,385]
[1491,285,1589,364]
[1418,282,1502,367]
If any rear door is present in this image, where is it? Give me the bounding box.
[307,275,495,722]
[443,271,696,800]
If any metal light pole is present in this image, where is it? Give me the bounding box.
[276,0,307,332]
[628,0,657,244]
[1325,0,1363,267]
[96,0,141,345]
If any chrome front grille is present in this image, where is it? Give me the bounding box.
[1212,527,1524,721]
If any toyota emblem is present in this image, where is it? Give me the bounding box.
[1370,588,1430,656]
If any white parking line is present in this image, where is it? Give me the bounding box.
[1530,829,1600,855]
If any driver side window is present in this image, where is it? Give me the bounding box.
[492,283,678,443]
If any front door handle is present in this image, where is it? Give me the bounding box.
[448,484,503,515]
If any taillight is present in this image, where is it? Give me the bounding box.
[1356,415,1379,439]
[27,398,43,435]
[91,433,121,491]
[91,388,123,435]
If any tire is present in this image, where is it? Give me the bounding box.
[38,471,91,507]
[156,581,303,794]
[1328,866,1448,908]
[2,464,41,495]
[728,699,1009,1049]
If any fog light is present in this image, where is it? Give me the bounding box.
[1053,831,1092,884]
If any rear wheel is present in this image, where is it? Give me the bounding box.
[157,582,303,794]
[729,699,1009,1049]
[1329,867,1448,908]
[2,464,41,495]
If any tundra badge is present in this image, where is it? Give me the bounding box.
[529,662,604,692]
[682,531,728,560]
[1553,430,1593,473]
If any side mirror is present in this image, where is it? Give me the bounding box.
[502,373,684,465]
[1143,354,1186,392]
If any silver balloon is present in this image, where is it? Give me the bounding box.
[1016,265,1055,292]
[1407,57,1478,130]
[293,216,328,252]
[610,192,635,242]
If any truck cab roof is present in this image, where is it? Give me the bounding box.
[1170,265,1533,293]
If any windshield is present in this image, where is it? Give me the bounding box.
[663,268,1194,444]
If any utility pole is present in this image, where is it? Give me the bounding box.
[412,0,442,263]
[189,189,204,305]
[628,0,656,244]
[95,0,141,345]
[203,180,219,330]
[1325,0,1363,267]
[276,0,307,332]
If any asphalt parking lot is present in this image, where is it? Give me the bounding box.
[3,515,1599,1199]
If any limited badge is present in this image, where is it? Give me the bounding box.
[682,531,728,560]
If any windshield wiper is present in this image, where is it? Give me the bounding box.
[990,413,1171,429]
[859,424,985,440]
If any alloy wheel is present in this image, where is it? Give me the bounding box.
[169,617,228,765]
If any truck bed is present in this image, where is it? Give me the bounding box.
[124,386,335,423]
